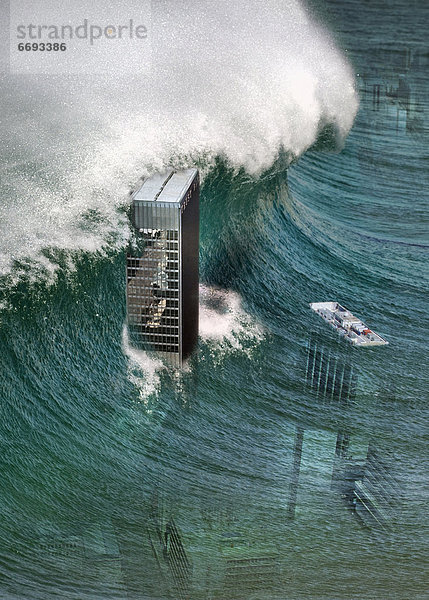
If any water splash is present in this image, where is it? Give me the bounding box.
[199,285,265,360]
[122,285,264,399]
[121,326,166,403]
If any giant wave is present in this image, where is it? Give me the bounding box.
[0,0,358,284]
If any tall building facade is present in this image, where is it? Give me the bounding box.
[127,169,199,366]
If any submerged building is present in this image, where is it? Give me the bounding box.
[304,337,357,406]
[127,169,199,366]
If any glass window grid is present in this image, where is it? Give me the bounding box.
[127,201,181,353]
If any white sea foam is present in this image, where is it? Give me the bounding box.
[121,326,166,402]
[0,0,358,279]
[199,285,265,360]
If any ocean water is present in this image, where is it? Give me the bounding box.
[0,1,428,599]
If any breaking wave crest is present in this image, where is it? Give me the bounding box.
[0,0,358,281]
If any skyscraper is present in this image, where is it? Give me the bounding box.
[127,169,199,366]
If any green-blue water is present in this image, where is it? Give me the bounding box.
[1,1,428,598]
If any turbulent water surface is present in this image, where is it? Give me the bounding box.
[0,0,428,599]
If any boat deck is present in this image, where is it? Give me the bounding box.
[310,302,388,347]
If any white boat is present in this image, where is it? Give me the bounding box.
[310,302,388,347]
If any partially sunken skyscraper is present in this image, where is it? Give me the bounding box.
[127,169,199,366]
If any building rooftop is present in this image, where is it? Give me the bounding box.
[132,169,198,206]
